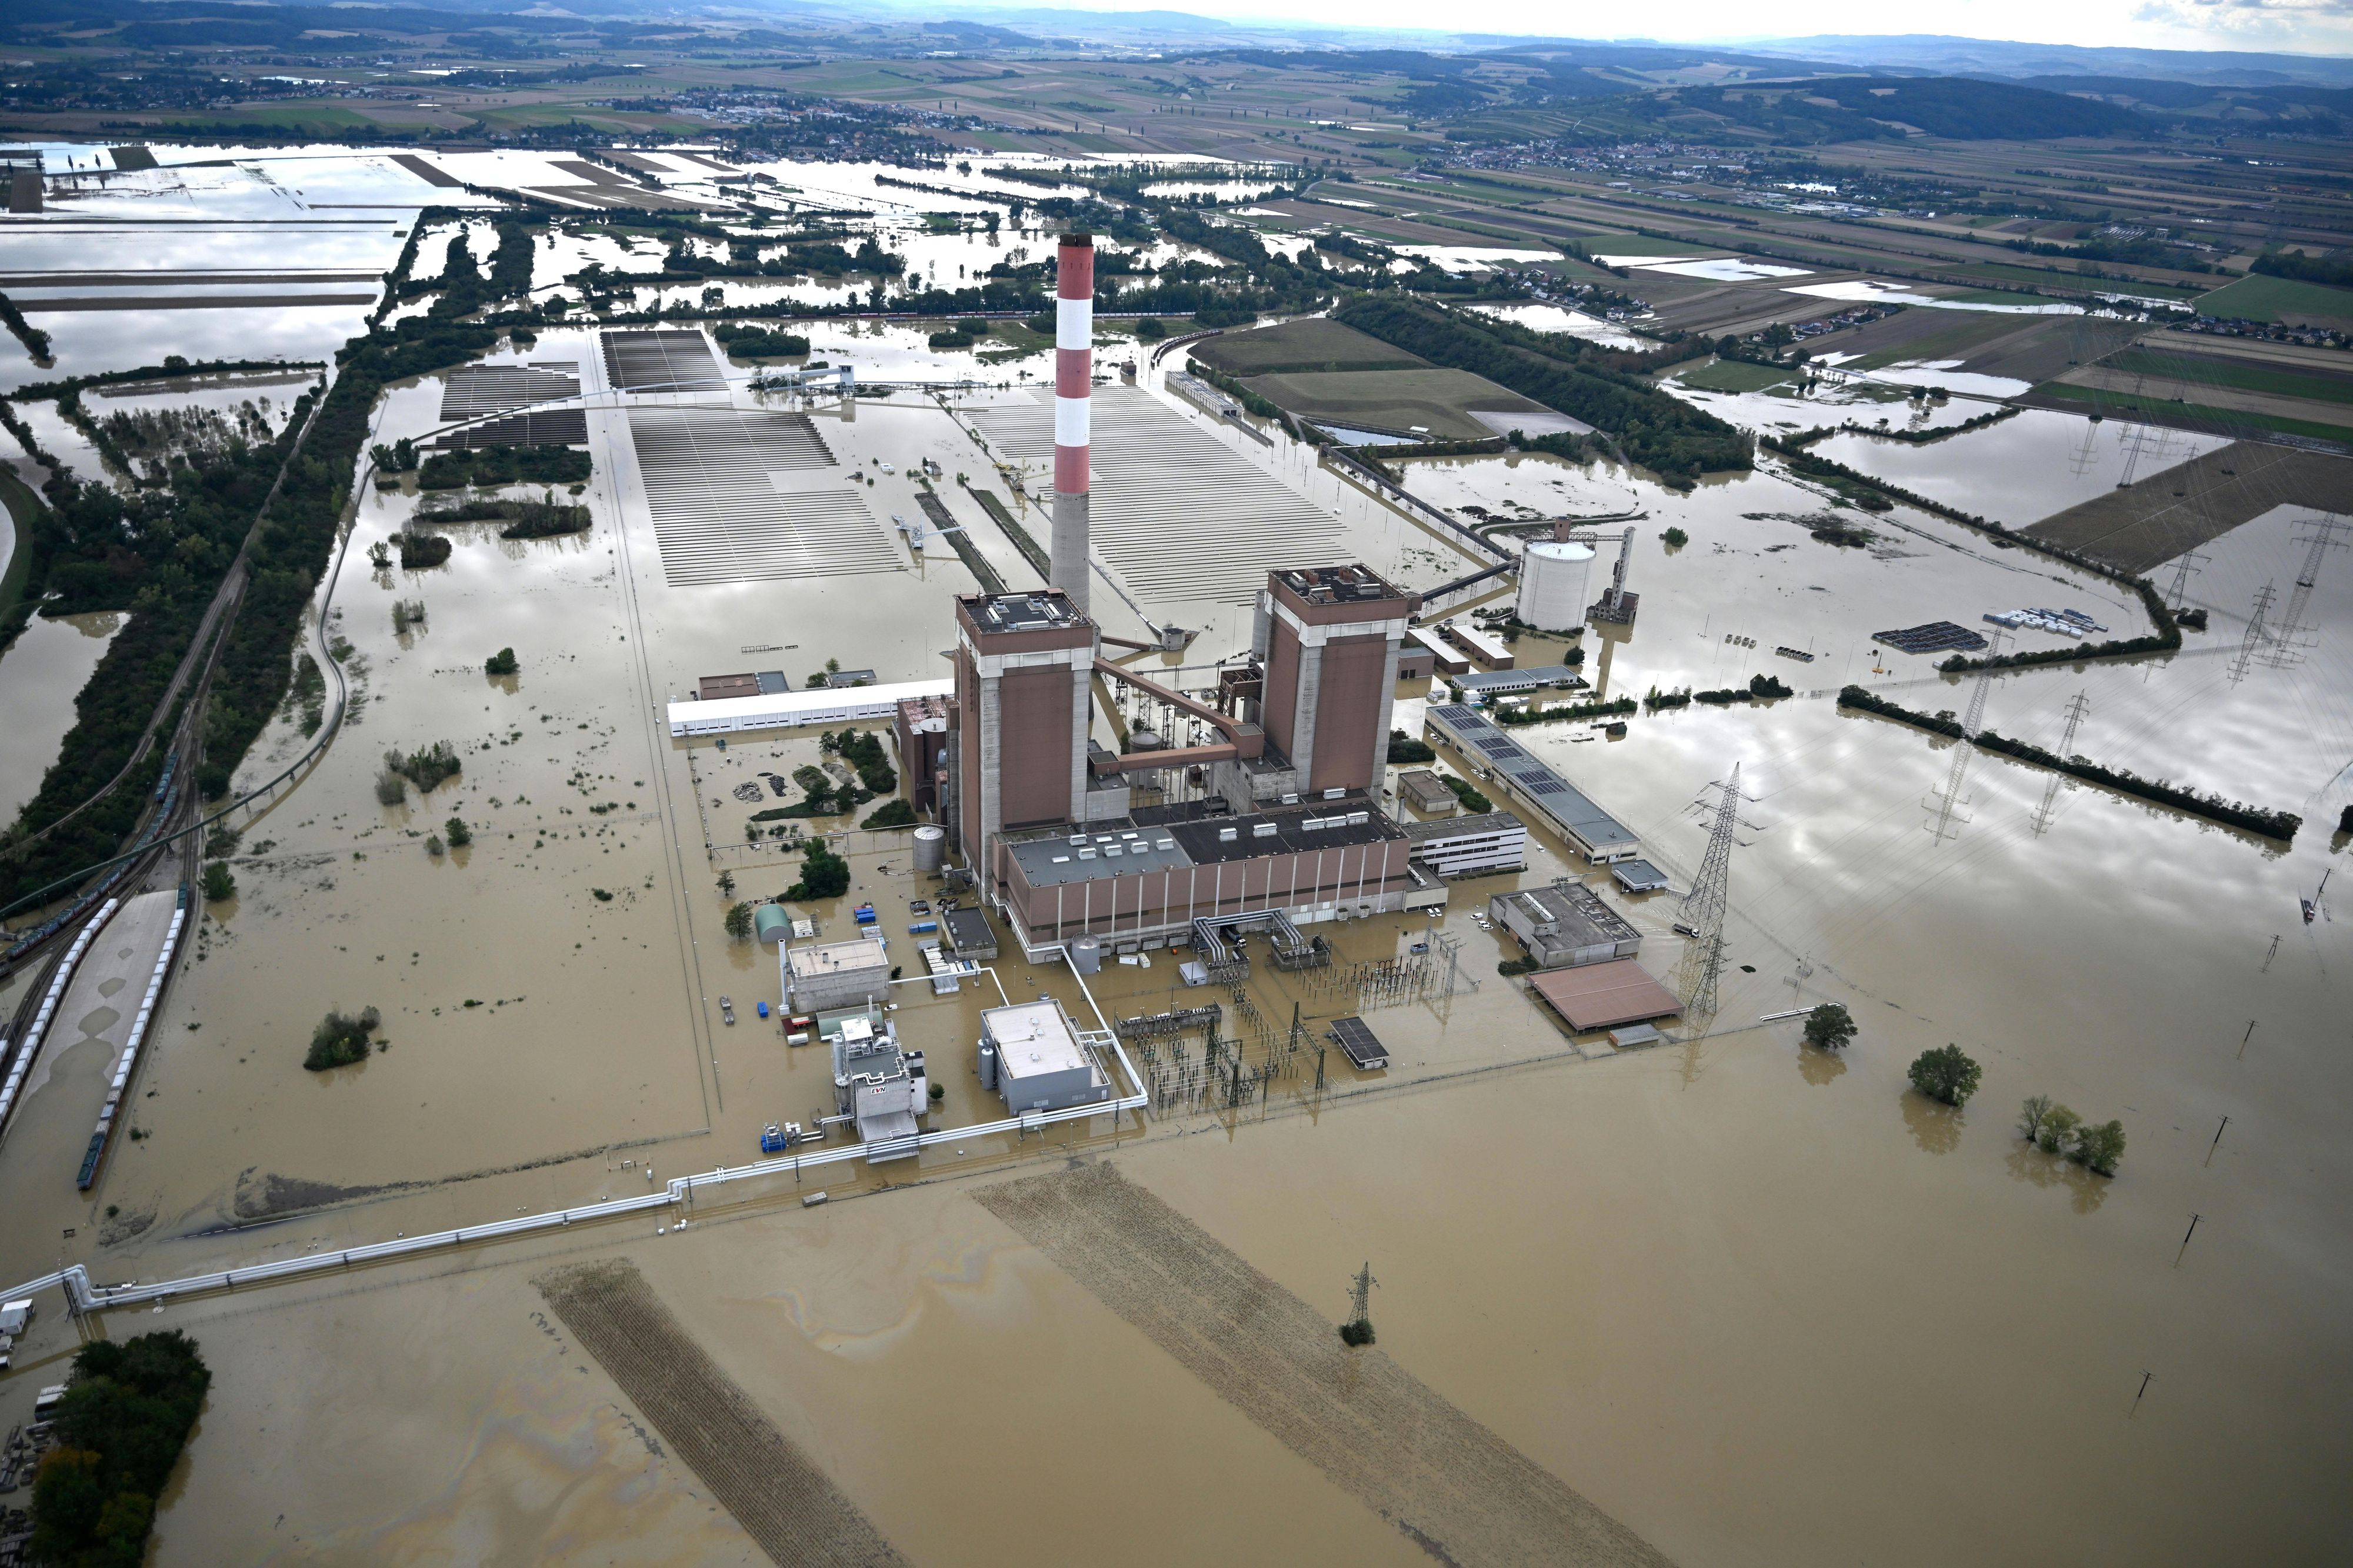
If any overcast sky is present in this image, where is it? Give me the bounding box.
[1031,0,2353,56]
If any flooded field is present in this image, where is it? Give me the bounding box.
[0,610,122,821]
[0,184,2348,1567]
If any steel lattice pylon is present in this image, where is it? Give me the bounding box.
[1677,764,1741,1019]
[2030,692,2092,837]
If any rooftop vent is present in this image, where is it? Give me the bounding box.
[1252,821,1278,838]
[1323,788,1345,799]
[1218,826,1239,842]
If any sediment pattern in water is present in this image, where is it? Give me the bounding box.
[972,1162,1672,1568]
[535,1257,909,1568]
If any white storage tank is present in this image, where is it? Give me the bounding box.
[1069,934,1102,974]
[912,824,946,874]
[1516,540,1594,632]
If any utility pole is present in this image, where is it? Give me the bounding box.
[2131,1370,2154,1419]
[1677,764,1743,1020]
[2030,690,2092,836]
[2228,582,2277,685]
[2207,1115,2229,1163]
[2175,1213,2203,1267]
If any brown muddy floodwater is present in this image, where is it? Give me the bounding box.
[0,328,2346,1567]
[0,609,122,822]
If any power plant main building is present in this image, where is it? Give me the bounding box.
[945,566,1441,959]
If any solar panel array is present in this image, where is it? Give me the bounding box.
[439,363,580,420]
[1427,705,1639,856]
[600,329,726,393]
[966,386,1347,605]
[624,406,897,585]
[432,409,589,450]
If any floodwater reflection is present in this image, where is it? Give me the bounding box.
[2004,1143,2111,1215]
[1797,1043,1848,1086]
[1902,1092,1964,1155]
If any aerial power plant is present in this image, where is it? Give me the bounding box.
[4,40,2348,1560]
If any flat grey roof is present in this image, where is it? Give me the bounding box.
[1427,705,1640,857]
[1169,807,1402,866]
[1006,823,1191,887]
[1399,810,1527,843]
[1611,859,1672,893]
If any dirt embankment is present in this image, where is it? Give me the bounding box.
[536,1256,909,1568]
[974,1161,1674,1568]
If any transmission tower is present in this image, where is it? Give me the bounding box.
[2163,547,2211,612]
[2260,515,2348,669]
[2228,581,2278,685]
[1926,633,2002,842]
[1347,1262,1378,1327]
[2029,691,2092,837]
[1677,764,1743,1019]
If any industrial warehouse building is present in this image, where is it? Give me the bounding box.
[1424,703,1641,864]
[1401,810,1528,879]
[782,936,891,1013]
[980,1000,1112,1113]
[1491,878,1642,969]
[1397,769,1459,815]
[665,678,954,738]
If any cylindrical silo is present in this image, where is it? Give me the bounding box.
[753,905,791,946]
[1069,933,1102,974]
[978,1042,998,1091]
[912,824,946,875]
[1516,541,1595,632]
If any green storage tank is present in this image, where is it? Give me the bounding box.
[754,905,792,946]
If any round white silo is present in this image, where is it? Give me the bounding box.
[1516,541,1595,632]
[912,824,946,874]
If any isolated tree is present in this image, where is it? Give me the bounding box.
[724,902,755,942]
[1907,1044,1982,1108]
[716,869,736,898]
[484,647,518,676]
[1801,1002,1856,1051]
[199,862,235,902]
[2037,1105,2082,1156]
[2018,1094,2054,1144]
[2071,1119,2127,1177]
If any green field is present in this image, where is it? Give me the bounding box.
[1572,233,1726,257]
[2104,348,2353,406]
[1942,261,2204,300]
[1239,366,1544,440]
[2195,272,2353,325]
[2035,382,2353,442]
[1193,317,1427,376]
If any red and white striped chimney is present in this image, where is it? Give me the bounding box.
[1049,231,1093,616]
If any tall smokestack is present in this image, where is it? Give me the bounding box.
[1049,232,1093,616]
